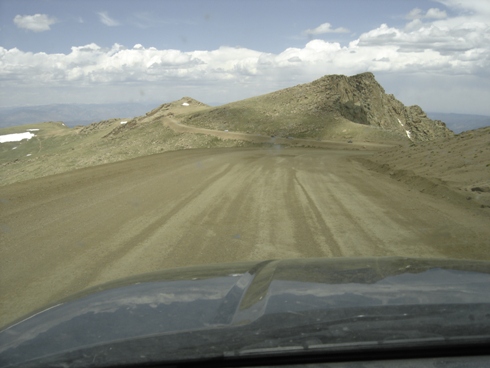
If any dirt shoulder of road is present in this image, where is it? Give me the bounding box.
[354,126,490,211]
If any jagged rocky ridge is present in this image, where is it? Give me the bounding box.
[313,72,453,141]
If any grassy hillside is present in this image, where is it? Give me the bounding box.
[179,73,452,143]
[360,126,490,208]
[0,104,252,186]
[180,86,406,143]
[183,102,407,143]
[0,74,462,187]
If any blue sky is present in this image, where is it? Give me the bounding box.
[1,0,489,114]
[1,0,435,53]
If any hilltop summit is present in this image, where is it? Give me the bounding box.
[310,72,452,141]
[146,97,209,118]
[181,72,453,142]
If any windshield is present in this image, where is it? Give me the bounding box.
[0,0,489,366]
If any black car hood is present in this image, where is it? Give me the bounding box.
[2,257,490,367]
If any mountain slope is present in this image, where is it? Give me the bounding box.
[0,74,459,187]
[0,99,249,186]
[360,126,490,209]
[180,72,453,142]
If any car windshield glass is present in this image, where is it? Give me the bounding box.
[0,0,489,367]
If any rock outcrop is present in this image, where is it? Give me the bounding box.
[314,72,453,141]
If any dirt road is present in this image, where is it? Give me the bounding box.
[1,147,489,327]
[161,116,392,149]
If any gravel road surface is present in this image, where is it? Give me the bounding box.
[1,146,489,327]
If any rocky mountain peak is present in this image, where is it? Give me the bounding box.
[309,72,453,141]
[177,72,454,142]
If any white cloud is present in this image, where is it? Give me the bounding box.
[407,8,447,20]
[436,0,490,16]
[13,14,57,32]
[304,22,349,35]
[97,11,120,26]
[360,19,488,57]
[1,1,489,115]
[406,8,423,20]
[425,8,448,19]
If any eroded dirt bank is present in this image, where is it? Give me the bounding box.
[1,147,489,327]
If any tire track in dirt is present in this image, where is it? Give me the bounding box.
[292,172,342,257]
[1,147,489,328]
[58,162,236,292]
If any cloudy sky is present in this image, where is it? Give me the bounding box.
[1,0,489,114]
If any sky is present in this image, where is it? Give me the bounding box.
[0,0,489,115]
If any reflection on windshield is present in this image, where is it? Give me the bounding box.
[2,258,490,367]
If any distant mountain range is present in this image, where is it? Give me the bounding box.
[0,102,160,128]
[426,112,490,134]
[0,81,488,135]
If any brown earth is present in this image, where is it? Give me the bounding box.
[363,126,490,208]
[1,145,489,328]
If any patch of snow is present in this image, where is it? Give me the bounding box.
[26,153,32,156]
[397,118,404,126]
[26,129,40,132]
[120,121,127,125]
[182,102,190,106]
[405,130,412,139]
[0,132,35,143]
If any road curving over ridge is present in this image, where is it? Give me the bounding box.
[161,116,392,150]
[1,146,489,328]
